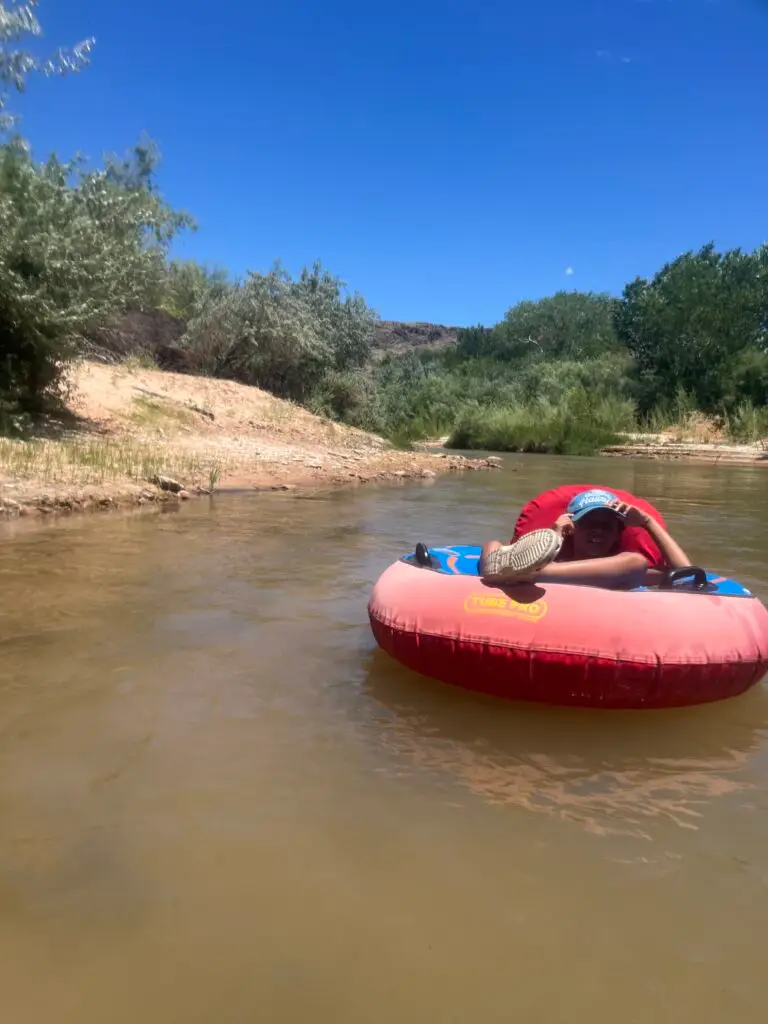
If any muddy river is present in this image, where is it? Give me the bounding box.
[1,454,767,1023]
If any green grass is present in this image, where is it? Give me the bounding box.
[446,395,633,456]
[639,395,768,446]
[386,412,455,449]
[723,401,768,445]
[0,436,225,487]
[123,353,160,371]
[130,394,200,431]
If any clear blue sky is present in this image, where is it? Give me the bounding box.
[14,0,768,325]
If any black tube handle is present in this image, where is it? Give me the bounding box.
[414,542,434,568]
[660,565,709,590]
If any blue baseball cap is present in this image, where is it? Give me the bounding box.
[566,489,622,523]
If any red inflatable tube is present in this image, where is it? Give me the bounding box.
[368,486,768,709]
[369,564,768,709]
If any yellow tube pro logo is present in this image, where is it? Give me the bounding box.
[463,592,549,623]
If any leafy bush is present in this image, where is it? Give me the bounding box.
[720,348,768,412]
[355,346,636,447]
[513,353,633,404]
[455,324,493,358]
[159,260,231,321]
[0,138,191,418]
[724,401,768,444]
[308,369,381,431]
[181,262,377,402]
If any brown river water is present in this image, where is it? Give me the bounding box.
[1,454,768,1023]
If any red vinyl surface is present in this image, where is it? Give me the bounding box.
[368,560,768,709]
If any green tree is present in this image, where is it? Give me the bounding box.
[160,259,231,321]
[292,262,375,372]
[0,5,192,424]
[0,139,192,418]
[455,324,493,358]
[723,348,768,409]
[489,291,620,362]
[1,1,94,131]
[614,243,768,413]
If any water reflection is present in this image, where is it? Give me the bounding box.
[362,650,768,838]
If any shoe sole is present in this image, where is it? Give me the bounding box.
[483,529,561,582]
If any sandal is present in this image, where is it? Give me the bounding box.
[482,528,561,583]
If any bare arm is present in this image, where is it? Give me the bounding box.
[641,517,691,570]
[611,502,692,585]
[480,537,647,590]
[534,552,649,590]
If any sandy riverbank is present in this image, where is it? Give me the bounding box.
[603,432,767,465]
[417,432,767,466]
[0,362,500,518]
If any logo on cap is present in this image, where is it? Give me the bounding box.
[566,489,621,522]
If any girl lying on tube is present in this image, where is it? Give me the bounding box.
[479,489,691,589]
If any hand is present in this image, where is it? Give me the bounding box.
[609,501,650,529]
[553,513,574,537]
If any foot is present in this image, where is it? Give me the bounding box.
[481,529,561,583]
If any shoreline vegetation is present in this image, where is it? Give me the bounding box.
[0,361,502,519]
[418,434,767,465]
[1,8,765,522]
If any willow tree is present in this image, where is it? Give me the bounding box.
[182,262,377,402]
[0,3,192,425]
[1,1,94,131]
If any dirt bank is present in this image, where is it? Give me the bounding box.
[0,361,500,518]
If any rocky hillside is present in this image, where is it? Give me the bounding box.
[372,321,459,359]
